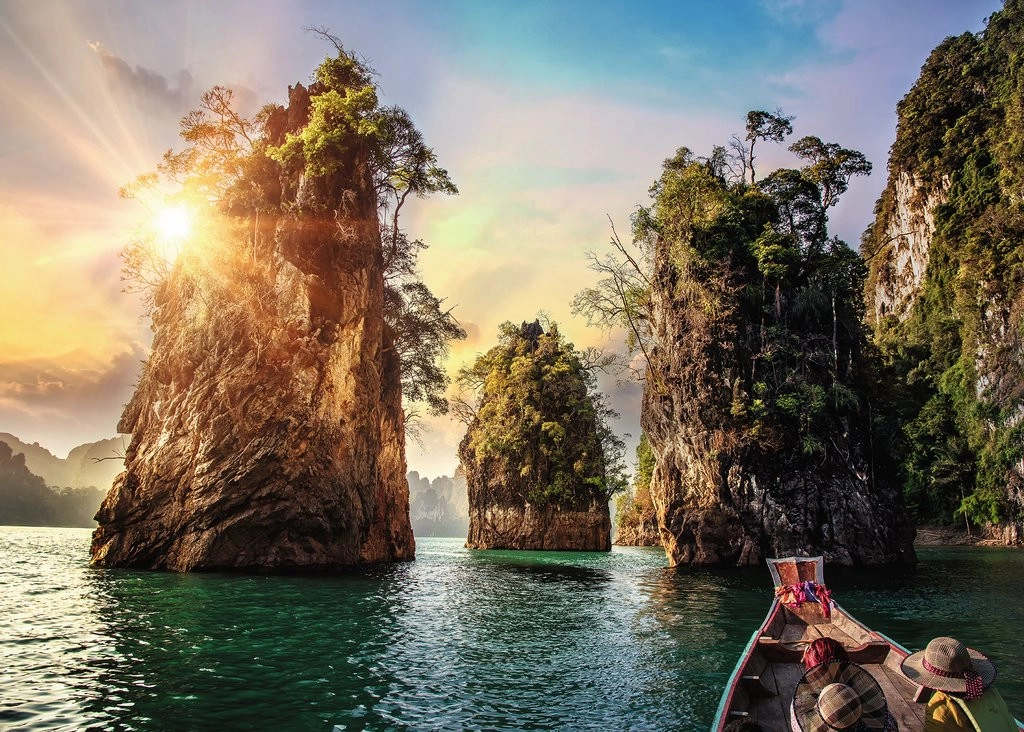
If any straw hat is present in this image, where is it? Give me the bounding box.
[900,636,996,700]
[792,662,889,731]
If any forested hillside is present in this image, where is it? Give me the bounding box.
[863,0,1024,534]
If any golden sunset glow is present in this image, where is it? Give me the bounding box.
[155,204,191,240]
[150,203,194,263]
[0,0,1002,474]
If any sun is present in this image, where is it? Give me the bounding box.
[154,205,192,242]
[150,204,194,264]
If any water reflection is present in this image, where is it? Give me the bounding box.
[3,531,1023,731]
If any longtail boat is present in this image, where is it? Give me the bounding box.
[712,555,1023,730]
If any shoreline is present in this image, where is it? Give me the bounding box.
[914,525,1018,547]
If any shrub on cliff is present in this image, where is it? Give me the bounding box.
[120,33,464,423]
[577,116,875,466]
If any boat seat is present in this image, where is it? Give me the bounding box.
[847,639,891,664]
[755,637,803,663]
[741,674,774,698]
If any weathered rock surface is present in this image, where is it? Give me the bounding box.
[641,238,915,567]
[861,4,1024,541]
[613,491,661,547]
[91,80,414,571]
[613,519,661,547]
[866,171,949,326]
[466,500,610,551]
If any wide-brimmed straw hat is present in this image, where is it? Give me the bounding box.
[792,662,889,731]
[900,636,996,700]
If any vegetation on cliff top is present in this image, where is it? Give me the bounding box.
[120,33,464,422]
[577,110,879,467]
[457,320,627,506]
[862,0,1024,528]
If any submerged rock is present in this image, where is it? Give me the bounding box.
[91,72,414,571]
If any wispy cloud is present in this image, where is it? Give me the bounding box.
[756,0,836,27]
[0,343,146,456]
[87,41,193,114]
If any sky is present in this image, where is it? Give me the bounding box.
[0,0,1002,477]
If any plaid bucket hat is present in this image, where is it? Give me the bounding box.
[900,636,996,700]
[792,662,889,731]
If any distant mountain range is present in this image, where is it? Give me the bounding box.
[407,470,468,538]
[0,433,128,527]
[0,433,126,491]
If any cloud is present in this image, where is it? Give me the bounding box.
[0,204,145,362]
[756,0,836,27]
[87,41,193,113]
[0,343,146,457]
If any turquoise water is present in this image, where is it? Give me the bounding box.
[1,527,1022,730]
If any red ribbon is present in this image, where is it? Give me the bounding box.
[922,657,985,700]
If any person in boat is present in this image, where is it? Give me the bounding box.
[900,636,1016,731]
[803,637,850,669]
[791,660,899,731]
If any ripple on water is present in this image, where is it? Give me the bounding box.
[2,531,1023,730]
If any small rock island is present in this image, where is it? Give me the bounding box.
[458,321,622,551]
[90,48,458,571]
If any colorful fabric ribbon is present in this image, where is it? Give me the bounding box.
[774,580,834,619]
[922,657,985,700]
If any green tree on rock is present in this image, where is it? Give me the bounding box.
[458,320,627,507]
[120,36,463,425]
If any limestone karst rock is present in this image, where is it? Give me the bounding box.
[458,322,615,551]
[91,66,415,571]
[635,147,914,567]
[613,435,661,546]
[862,2,1024,539]
[641,264,915,565]
[407,470,470,538]
[613,493,661,547]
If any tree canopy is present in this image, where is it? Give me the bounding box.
[120,38,464,421]
[457,321,627,505]
[577,110,875,463]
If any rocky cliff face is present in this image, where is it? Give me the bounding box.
[464,496,611,551]
[635,145,915,567]
[862,3,1024,537]
[613,488,661,546]
[613,512,661,547]
[458,322,614,552]
[91,78,414,571]
[641,254,916,566]
[865,172,949,326]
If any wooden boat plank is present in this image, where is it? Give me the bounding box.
[778,620,858,648]
[750,660,788,729]
[876,663,927,727]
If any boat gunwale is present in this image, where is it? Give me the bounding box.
[711,597,784,729]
